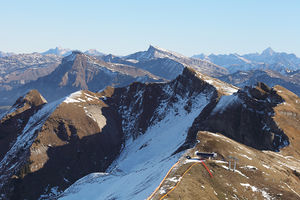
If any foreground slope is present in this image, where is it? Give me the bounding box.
[150,131,300,200]
[149,83,300,200]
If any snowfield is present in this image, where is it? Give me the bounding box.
[59,93,211,200]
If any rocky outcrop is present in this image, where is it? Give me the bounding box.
[197,82,289,151]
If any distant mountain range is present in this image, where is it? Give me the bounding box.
[41,47,105,57]
[0,51,163,106]
[0,51,15,57]
[0,46,229,107]
[1,46,300,199]
[0,47,104,58]
[102,45,228,80]
[0,46,300,109]
[193,47,300,74]
[0,53,62,91]
[219,69,300,96]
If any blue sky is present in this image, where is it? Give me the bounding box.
[1,0,299,56]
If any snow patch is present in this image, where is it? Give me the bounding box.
[240,154,253,160]
[64,91,82,104]
[240,183,272,200]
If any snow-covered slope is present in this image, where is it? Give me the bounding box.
[58,68,235,199]
[61,93,210,200]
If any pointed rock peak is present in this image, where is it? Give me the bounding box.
[180,67,238,95]
[181,67,198,78]
[246,82,283,103]
[148,45,164,52]
[54,46,63,50]
[13,89,47,108]
[262,47,275,56]
[147,45,175,54]
[147,45,186,59]
[255,82,271,93]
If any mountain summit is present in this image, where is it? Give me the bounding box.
[126,45,187,61]
[42,47,72,57]
[261,47,275,56]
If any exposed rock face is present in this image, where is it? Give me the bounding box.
[197,82,289,151]
[104,67,219,140]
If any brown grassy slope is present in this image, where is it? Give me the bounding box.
[6,90,123,200]
[150,131,300,200]
[273,85,300,159]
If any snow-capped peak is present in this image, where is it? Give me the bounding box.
[42,47,72,57]
[261,47,275,56]
[84,49,104,56]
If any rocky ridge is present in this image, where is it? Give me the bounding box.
[0,67,299,199]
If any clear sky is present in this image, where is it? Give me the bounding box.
[1,0,299,56]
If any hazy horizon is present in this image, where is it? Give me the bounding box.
[1,45,298,58]
[1,0,299,57]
